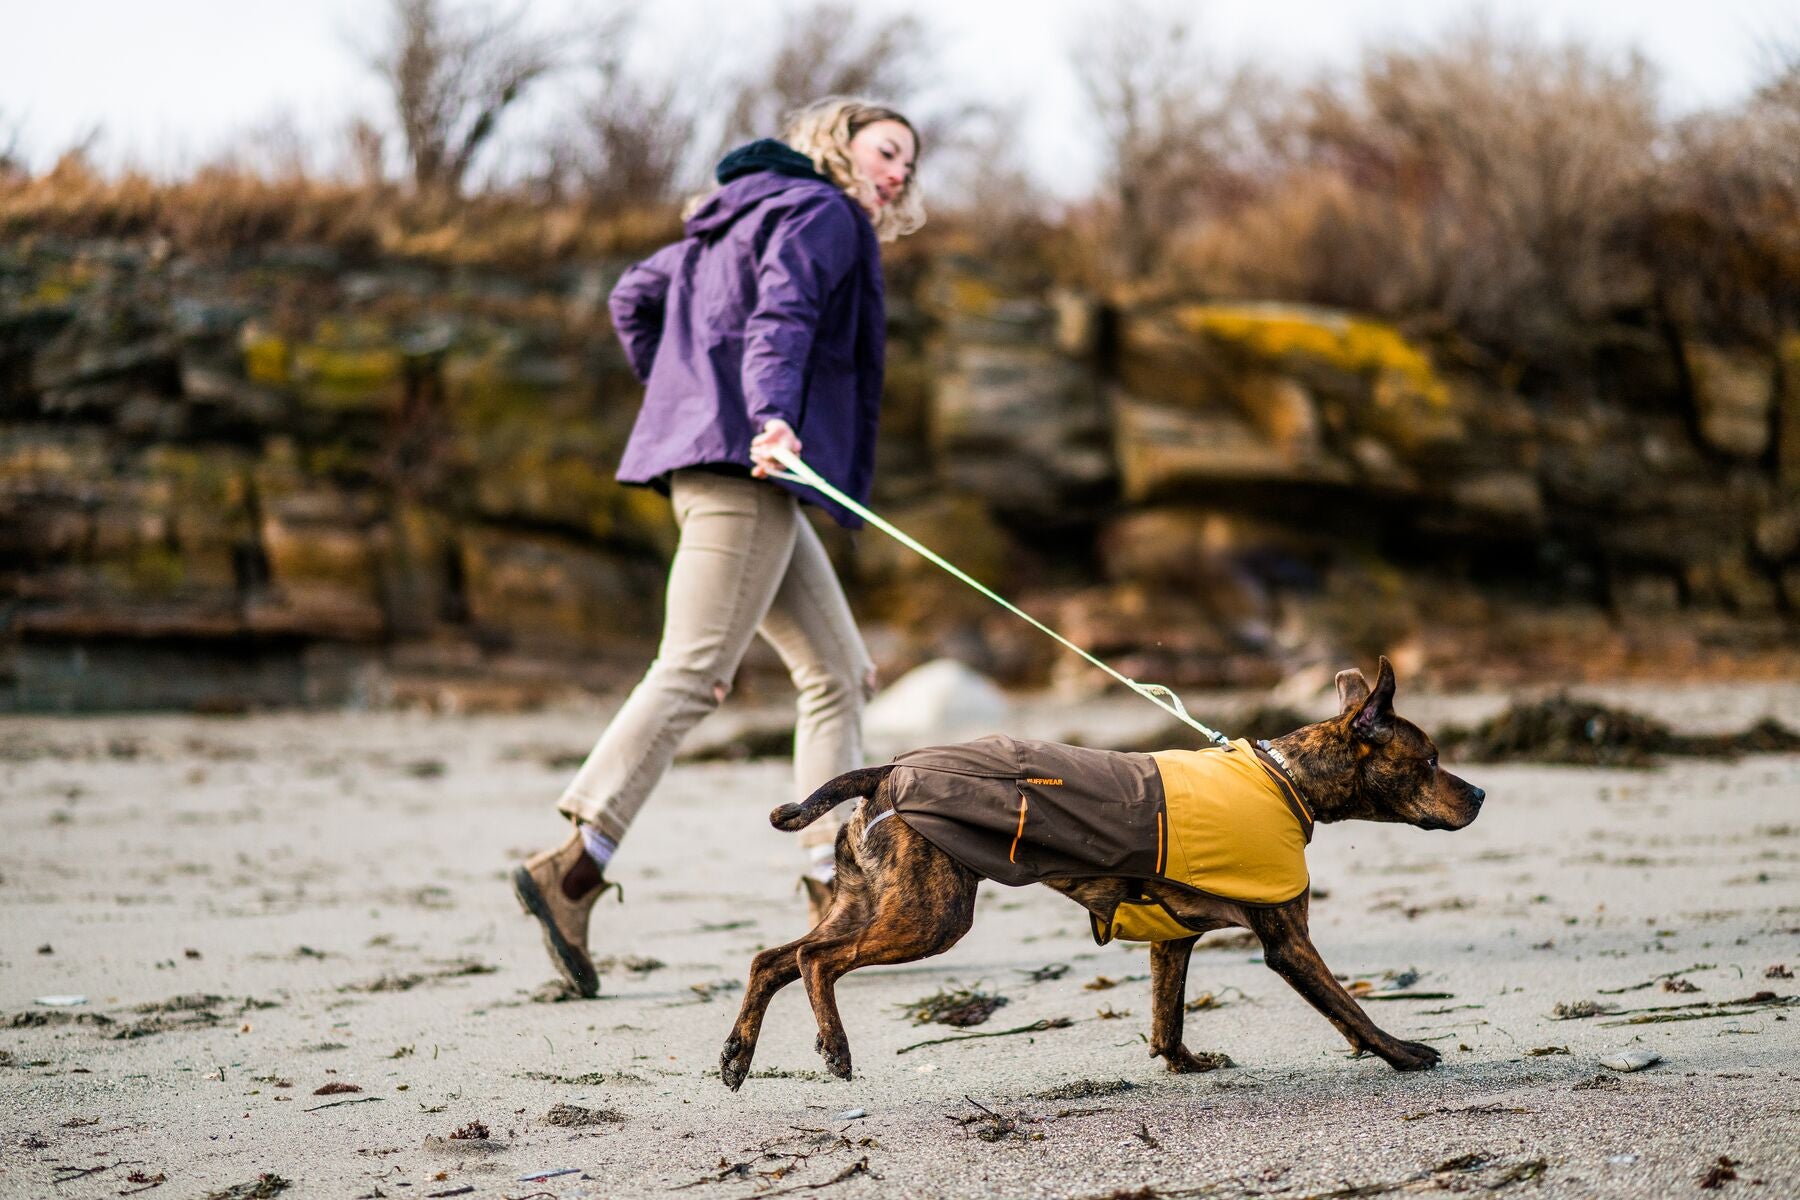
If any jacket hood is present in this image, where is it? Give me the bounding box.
[715,138,827,185]
[684,141,843,240]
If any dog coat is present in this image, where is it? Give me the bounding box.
[877,735,1313,944]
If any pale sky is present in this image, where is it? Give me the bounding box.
[2,0,1793,198]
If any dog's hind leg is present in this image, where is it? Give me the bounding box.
[797,824,980,1081]
[720,831,870,1091]
[1147,935,1231,1073]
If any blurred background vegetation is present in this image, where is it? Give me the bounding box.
[3,0,1798,711]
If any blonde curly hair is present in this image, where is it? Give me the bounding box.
[780,96,926,242]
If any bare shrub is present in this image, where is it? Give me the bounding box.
[0,110,24,183]
[342,118,392,190]
[921,102,1051,260]
[1653,40,1800,341]
[1258,24,1662,354]
[1072,0,1273,284]
[720,2,927,147]
[536,9,699,212]
[203,113,318,184]
[573,72,693,212]
[367,0,561,196]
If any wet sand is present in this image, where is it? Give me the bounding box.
[2,683,1797,1199]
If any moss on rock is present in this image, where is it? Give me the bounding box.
[1173,302,1448,409]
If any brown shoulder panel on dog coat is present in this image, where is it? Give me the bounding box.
[887,735,1165,887]
[886,735,1311,943]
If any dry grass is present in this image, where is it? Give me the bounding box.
[0,152,678,267]
[1173,24,1664,361]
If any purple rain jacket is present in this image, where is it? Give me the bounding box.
[607,152,886,529]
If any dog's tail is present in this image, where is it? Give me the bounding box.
[770,765,896,832]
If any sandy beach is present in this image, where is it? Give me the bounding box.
[3,682,1797,1199]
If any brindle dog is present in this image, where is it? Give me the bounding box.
[719,658,1485,1089]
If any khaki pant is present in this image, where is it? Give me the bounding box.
[557,469,875,851]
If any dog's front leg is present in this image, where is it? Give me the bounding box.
[1148,936,1229,1073]
[1244,901,1439,1072]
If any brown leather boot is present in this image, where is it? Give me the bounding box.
[512,828,605,998]
[801,874,836,928]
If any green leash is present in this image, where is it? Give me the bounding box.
[769,447,1231,747]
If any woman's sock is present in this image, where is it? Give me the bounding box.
[580,823,618,871]
[807,842,835,883]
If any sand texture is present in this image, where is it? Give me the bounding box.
[3,683,1797,1199]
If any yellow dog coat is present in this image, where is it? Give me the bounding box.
[878,735,1313,944]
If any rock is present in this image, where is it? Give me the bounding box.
[32,336,181,394]
[1111,393,1353,501]
[1752,498,1800,563]
[926,263,1115,517]
[877,352,935,449]
[1614,573,1682,613]
[1450,472,1544,526]
[1599,1049,1662,1072]
[4,234,1798,710]
[247,462,387,641]
[0,305,77,364]
[1685,343,1772,458]
[240,323,290,386]
[1115,308,1216,411]
[292,339,402,413]
[1782,566,1800,610]
[1051,289,1100,358]
[1686,556,1780,614]
[1239,373,1322,450]
[1779,333,1800,485]
[864,659,1010,743]
[932,343,1114,516]
[1051,583,1241,667]
[851,494,1021,630]
[447,346,673,555]
[1092,508,1282,631]
[1173,302,1448,410]
[251,517,386,639]
[929,265,1055,345]
[457,528,661,654]
[377,503,457,639]
[178,364,290,430]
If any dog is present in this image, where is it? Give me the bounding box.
[719,657,1485,1089]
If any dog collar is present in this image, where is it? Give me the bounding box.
[1253,739,1315,839]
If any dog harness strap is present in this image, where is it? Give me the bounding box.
[1252,740,1315,842]
[862,807,896,838]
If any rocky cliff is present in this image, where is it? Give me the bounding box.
[3,237,1795,710]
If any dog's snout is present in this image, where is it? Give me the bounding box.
[1471,786,1485,803]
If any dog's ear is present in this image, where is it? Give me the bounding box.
[1335,668,1371,715]
[1349,656,1397,744]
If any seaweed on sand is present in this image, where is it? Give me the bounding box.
[898,983,1009,1027]
[1436,695,1800,766]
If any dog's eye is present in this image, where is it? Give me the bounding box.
[1427,755,1438,770]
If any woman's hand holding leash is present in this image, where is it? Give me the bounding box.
[750,419,802,478]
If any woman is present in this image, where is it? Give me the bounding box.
[512,97,923,998]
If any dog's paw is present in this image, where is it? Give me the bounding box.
[1163,1046,1235,1074]
[1383,1039,1441,1072]
[814,1030,853,1081]
[720,1036,752,1091]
